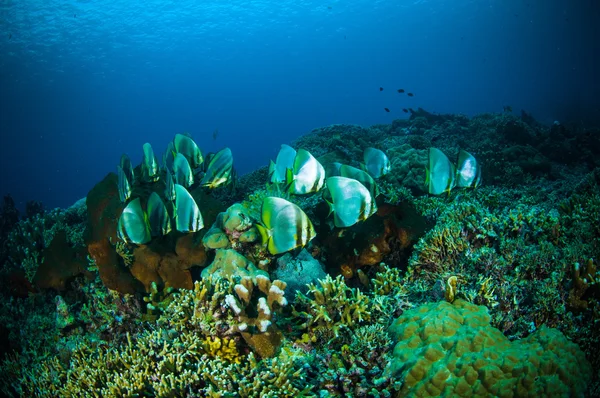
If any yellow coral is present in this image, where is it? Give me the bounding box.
[203,336,241,363]
[386,299,592,397]
[294,275,371,341]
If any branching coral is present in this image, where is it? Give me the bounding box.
[142,281,177,322]
[314,324,401,396]
[293,275,371,342]
[160,274,288,358]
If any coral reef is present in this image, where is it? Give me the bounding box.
[2,111,600,396]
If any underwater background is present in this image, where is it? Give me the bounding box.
[1,0,599,209]
[1,0,600,397]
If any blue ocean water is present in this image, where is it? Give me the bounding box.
[0,0,598,211]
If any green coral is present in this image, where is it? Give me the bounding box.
[386,143,428,193]
[201,349,312,397]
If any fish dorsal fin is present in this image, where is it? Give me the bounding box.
[120,154,135,184]
[117,165,132,203]
[173,133,203,169]
[428,148,454,195]
[284,168,295,192]
[174,184,204,232]
[276,144,297,178]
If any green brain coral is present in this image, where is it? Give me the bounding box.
[385,299,592,398]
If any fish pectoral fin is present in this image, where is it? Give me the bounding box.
[255,223,271,246]
[325,198,334,217]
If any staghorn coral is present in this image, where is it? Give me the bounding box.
[293,275,371,343]
[200,348,312,397]
[76,274,143,340]
[385,299,592,397]
[141,281,177,322]
[203,335,242,363]
[161,276,235,338]
[3,212,50,282]
[4,299,306,397]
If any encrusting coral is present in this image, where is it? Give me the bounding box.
[201,248,268,280]
[202,203,259,251]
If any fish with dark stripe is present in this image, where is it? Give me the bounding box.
[255,197,316,255]
[201,147,234,189]
[285,148,325,194]
[325,176,377,227]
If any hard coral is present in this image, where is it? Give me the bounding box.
[202,203,259,251]
[386,299,592,397]
[294,275,370,342]
[201,249,268,280]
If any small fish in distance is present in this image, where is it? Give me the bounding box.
[379,87,384,91]
[402,108,408,113]
[407,93,414,97]
[397,89,405,93]
[384,108,390,112]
